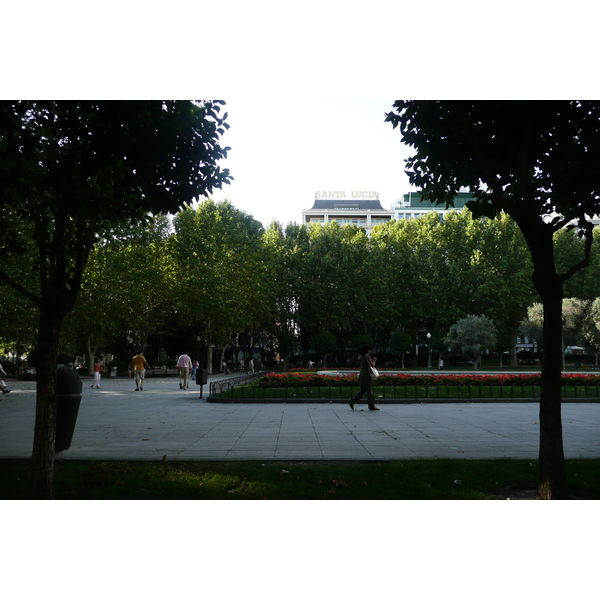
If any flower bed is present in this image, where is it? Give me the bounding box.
[258,372,600,388]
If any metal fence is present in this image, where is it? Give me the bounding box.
[208,379,600,402]
[209,372,272,396]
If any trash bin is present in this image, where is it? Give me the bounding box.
[111,366,118,377]
[55,365,83,452]
[195,366,207,386]
[196,366,208,398]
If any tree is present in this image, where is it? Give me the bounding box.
[584,297,600,362]
[0,101,231,498]
[288,222,368,354]
[455,211,536,365]
[562,298,590,351]
[0,248,39,365]
[386,100,600,498]
[310,331,338,368]
[445,315,497,369]
[370,215,451,365]
[61,215,176,372]
[262,222,303,371]
[389,331,412,368]
[555,227,600,301]
[172,200,267,373]
[522,298,590,369]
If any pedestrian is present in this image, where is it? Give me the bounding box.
[191,360,199,381]
[349,344,379,411]
[92,359,102,389]
[0,363,11,395]
[131,351,149,391]
[249,358,254,373]
[438,357,444,370]
[176,352,193,389]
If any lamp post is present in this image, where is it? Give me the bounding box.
[427,332,432,369]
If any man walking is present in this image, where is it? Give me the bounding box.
[176,352,193,389]
[131,351,149,391]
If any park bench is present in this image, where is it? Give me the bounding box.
[144,368,180,377]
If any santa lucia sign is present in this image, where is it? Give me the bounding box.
[315,191,379,199]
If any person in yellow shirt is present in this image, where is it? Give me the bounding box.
[131,351,150,391]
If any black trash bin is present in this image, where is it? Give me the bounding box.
[196,366,208,397]
[55,366,83,452]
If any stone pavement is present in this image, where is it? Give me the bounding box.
[1,374,599,461]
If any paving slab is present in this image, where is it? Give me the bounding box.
[1,375,600,461]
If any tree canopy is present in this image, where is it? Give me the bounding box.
[0,100,232,498]
[386,100,600,499]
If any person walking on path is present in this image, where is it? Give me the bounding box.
[131,351,150,391]
[92,359,102,389]
[176,353,193,389]
[349,344,379,411]
[0,364,11,395]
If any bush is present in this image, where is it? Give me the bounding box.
[257,372,600,388]
[0,361,16,376]
[106,360,127,376]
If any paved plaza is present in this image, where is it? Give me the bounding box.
[1,374,599,461]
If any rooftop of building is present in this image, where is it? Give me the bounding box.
[403,191,476,209]
[307,199,389,211]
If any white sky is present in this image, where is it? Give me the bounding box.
[210,99,414,227]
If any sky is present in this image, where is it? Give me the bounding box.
[208,99,414,228]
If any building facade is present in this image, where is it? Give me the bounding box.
[302,190,479,233]
[302,191,393,236]
[393,191,475,220]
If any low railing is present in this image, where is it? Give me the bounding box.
[208,380,600,402]
[209,371,273,396]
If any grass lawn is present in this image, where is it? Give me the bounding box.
[2,458,600,499]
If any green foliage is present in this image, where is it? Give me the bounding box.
[0,101,234,498]
[351,333,373,350]
[386,100,600,496]
[584,298,600,351]
[171,199,268,370]
[106,359,127,376]
[0,360,16,376]
[445,315,498,365]
[521,298,592,352]
[309,331,338,367]
[3,458,600,499]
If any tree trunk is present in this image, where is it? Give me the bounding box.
[30,310,62,499]
[218,344,229,373]
[86,332,99,376]
[538,284,568,499]
[412,334,419,368]
[510,334,518,367]
[206,332,213,374]
[517,217,569,500]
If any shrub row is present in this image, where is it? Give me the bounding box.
[258,372,600,388]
